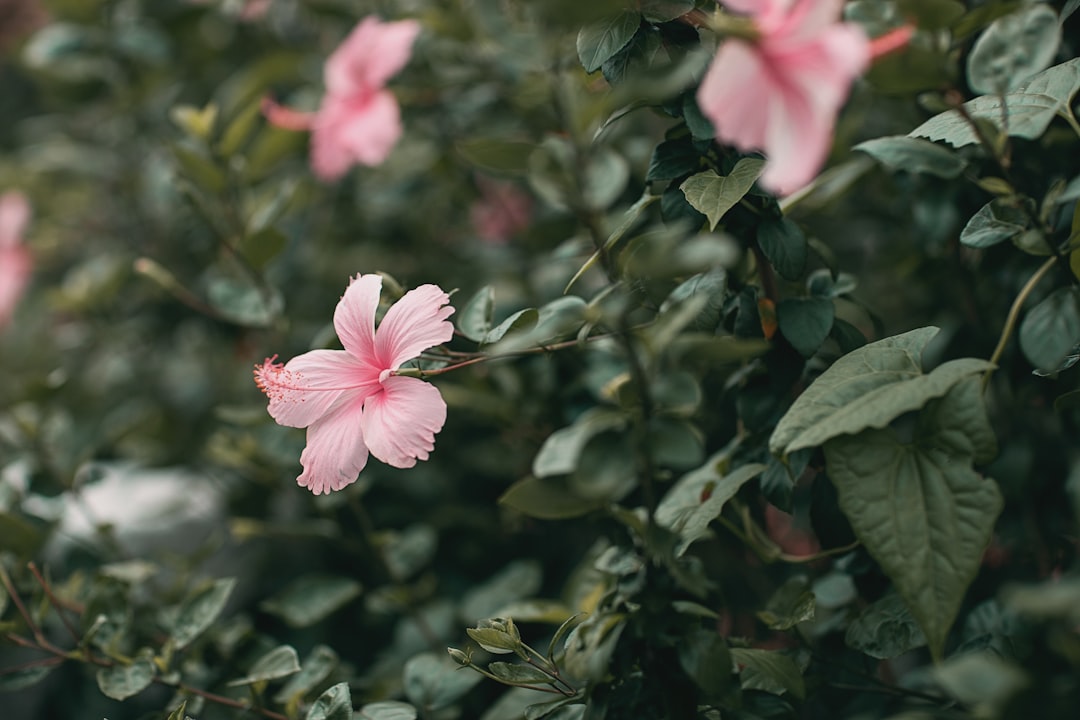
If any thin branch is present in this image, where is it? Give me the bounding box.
[983,255,1058,389]
[27,563,81,645]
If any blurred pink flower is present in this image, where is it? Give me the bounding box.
[0,191,32,329]
[470,176,533,244]
[254,274,454,495]
[696,0,870,196]
[263,16,420,181]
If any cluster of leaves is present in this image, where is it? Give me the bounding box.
[2,1,1080,719]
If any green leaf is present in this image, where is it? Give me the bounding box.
[577,12,641,73]
[677,628,732,699]
[844,591,928,659]
[227,645,300,686]
[770,327,993,457]
[640,0,696,23]
[680,159,766,231]
[499,476,604,519]
[462,559,542,622]
[757,216,808,281]
[356,701,418,720]
[757,577,816,631]
[484,308,538,345]
[205,275,283,328]
[238,227,288,271]
[455,138,536,175]
[583,147,630,211]
[403,653,483,712]
[777,296,835,358]
[897,0,965,29]
[532,408,628,477]
[96,658,154,701]
[911,59,1080,147]
[487,662,555,685]
[273,645,338,703]
[466,627,519,654]
[966,4,1061,93]
[260,575,361,628]
[730,648,805,700]
[959,199,1029,248]
[824,378,1003,660]
[172,577,236,649]
[569,431,637,501]
[306,682,352,720]
[383,524,437,580]
[854,136,966,179]
[1019,286,1080,373]
[647,138,703,182]
[458,286,495,342]
[934,653,1028,709]
[548,613,588,660]
[0,664,57,692]
[655,453,767,554]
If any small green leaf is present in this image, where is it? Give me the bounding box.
[238,227,288,270]
[96,658,154,701]
[577,12,642,73]
[456,138,536,175]
[640,0,695,23]
[306,682,352,720]
[757,216,808,281]
[583,148,630,211]
[678,628,732,699]
[172,577,236,649]
[356,701,419,720]
[960,200,1029,248]
[227,645,300,686]
[532,409,627,478]
[824,378,1003,660]
[499,476,604,519]
[757,577,815,631]
[458,286,495,342]
[0,664,57,692]
[845,591,927,659]
[548,613,588,660]
[854,136,966,178]
[466,627,521,654]
[934,653,1029,709]
[403,653,483,712]
[260,575,361,628]
[730,649,805,700]
[777,296,835,358]
[656,453,767,554]
[911,58,1080,147]
[488,662,555,685]
[647,138,702,182]
[966,4,1061,93]
[273,645,338,703]
[1019,286,1080,373]
[680,159,765,230]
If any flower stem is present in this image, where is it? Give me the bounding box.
[983,255,1058,389]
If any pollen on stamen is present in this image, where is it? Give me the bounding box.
[254,355,287,399]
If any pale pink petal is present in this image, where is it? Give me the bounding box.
[361,375,446,468]
[310,91,402,180]
[373,284,454,370]
[697,41,772,151]
[0,246,32,328]
[297,398,370,494]
[324,17,420,97]
[0,191,30,248]
[776,0,848,40]
[334,273,381,361]
[261,97,315,132]
[254,349,378,428]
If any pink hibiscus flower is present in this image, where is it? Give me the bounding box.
[696,0,870,196]
[0,191,33,329]
[254,274,454,495]
[263,16,421,181]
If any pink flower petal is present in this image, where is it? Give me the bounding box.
[297,398,370,494]
[254,349,377,428]
[361,375,446,468]
[0,245,31,328]
[373,284,455,370]
[324,17,421,98]
[697,0,868,195]
[0,191,30,248]
[334,273,381,361]
[310,90,402,179]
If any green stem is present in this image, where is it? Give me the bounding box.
[983,255,1058,389]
